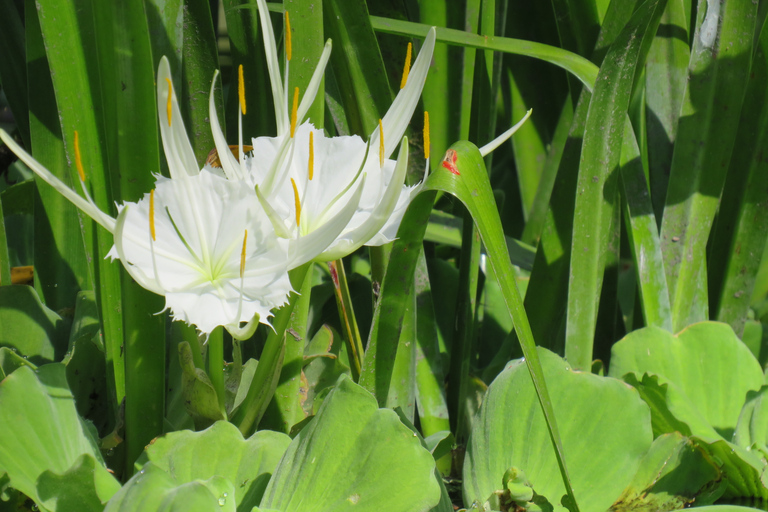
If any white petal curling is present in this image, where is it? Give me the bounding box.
[0,129,116,233]
[368,27,436,162]
[157,56,199,179]
[318,137,411,261]
[365,182,424,246]
[479,108,533,157]
[208,70,245,181]
[289,174,367,266]
[113,171,292,334]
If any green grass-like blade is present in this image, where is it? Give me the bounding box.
[413,251,450,437]
[24,0,93,312]
[285,0,325,127]
[36,0,125,410]
[709,25,768,337]
[518,0,640,352]
[619,121,672,331]
[660,0,759,332]
[0,0,29,148]
[644,0,689,223]
[425,141,579,511]
[181,0,222,164]
[222,0,277,138]
[565,0,668,371]
[89,0,167,473]
[369,16,598,93]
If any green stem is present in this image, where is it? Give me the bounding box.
[329,259,364,380]
[207,327,226,417]
[122,279,165,475]
[231,263,311,436]
[261,263,314,433]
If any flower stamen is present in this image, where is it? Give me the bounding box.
[378,119,384,168]
[240,229,248,279]
[238,65,246,115]
[291,87,299,138]
[308,131,314,181]
[400,42,412,89]
[149,189,156,241]
[424,111,430,160]
[291,178,301,227]
[165,78,173,126]
[285,11,292,62]
[74,131,86,182]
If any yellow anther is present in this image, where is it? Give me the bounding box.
[291,87,299,138]
[238,65,246,115]
[400,42,412,90]
[285,11,292,61]
[165,78,173,126]
[149,189,157,241]
[74,130,85,182]
[424,111,430,160]
[308,131,314,181]
[378,119,384,167]
[240,229,248,279]
[291,178,301,227]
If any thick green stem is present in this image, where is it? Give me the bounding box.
[231,263,311,436]
[207,327,226,417]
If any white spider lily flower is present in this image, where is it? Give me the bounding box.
[113,172,292,336]
[0,56,293,337]
[212,0,437,265]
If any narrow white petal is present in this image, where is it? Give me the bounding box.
[366,182,423,246]
[255,0,288,134]
[319,138,409,260]
[296,39,333,124]
[290,175,367,266]
[157,56,199,179]
[479,108,533,157]
[255,185,293,238]
[0,129,116,233]
[370,27,436,161]
[209,70,245,180]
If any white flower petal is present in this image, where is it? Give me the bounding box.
[291,174,366,266]
[365,182,423,246]
[255,0,288,134]
[318,138,409,260]
[479,108,533,157]
[0,129,116,233]
[112,171,292,334]
[368,27,436,161]
[157,56,199,179]
[209,70,245,181]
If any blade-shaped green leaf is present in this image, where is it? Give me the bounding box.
[565,0,668,370]
[660,0,759,332]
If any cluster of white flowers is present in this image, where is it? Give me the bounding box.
[0,0,436,338]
